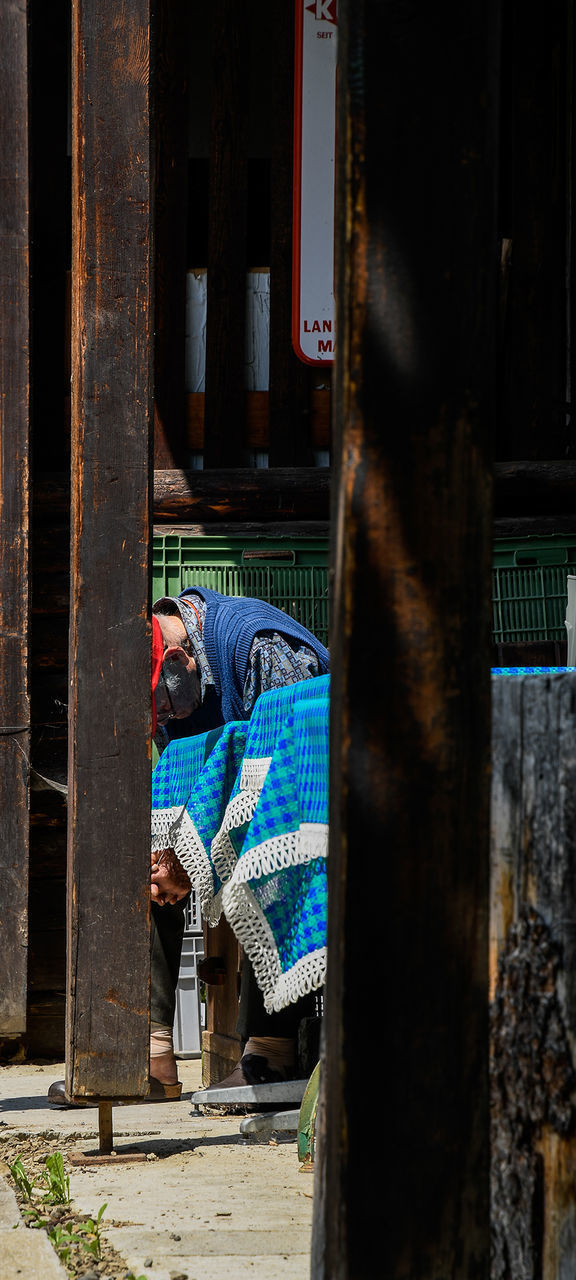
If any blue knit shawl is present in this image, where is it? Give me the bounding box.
[179,586,330,721]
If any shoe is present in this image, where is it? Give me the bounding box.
[47,1077,182,1106]
[206,1054,288,1091]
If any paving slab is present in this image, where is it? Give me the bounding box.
[0,1060,315,1280]
[0,1225,69,1279]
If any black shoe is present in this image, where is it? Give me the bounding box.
[206,1054,288,1091]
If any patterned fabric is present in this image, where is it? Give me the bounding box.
[491,667,576,676]
[150,675,330,1009]
[151,722,249,922]
[222,695,329,1013]
[243,634,322,714]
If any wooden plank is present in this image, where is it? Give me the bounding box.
[497,2,570,459]
[154,521,330,539]
[153,0,190,468]
[202,920,242,1086]
[494,461,576,515]
[313,1,498,1275]
[29,0,69,473]
[268,0,309,466]
[35,467,332,521]
[491,673,576,1277]
[0,0,31,1037]
[204,0,248,467]
[67,0,153,1099]
[152,467,330,522]
[186,388,330,452]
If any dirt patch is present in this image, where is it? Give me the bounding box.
[0,1128,145,1280]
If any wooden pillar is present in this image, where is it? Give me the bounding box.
[313,2,499,1275]
[67,0,153,1099]
[203,0,248,468]
[268,1,309,468]
[0,0,31,1038]
[153,0,190,470]
[491,672,576,1280]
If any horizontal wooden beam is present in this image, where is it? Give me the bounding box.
[153,467,330,521]
[494,461,576,514]
[35,468,330,522]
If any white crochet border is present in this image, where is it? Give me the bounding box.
[210,787,261,885]
[229,822,328,884]
[151,805,222,926]
[222,876,326,1013]
[240,755,272,791]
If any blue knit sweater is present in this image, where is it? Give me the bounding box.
[179,586,330,722]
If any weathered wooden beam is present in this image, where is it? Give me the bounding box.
[497,2,570,459]
[152,467,330,522]
[494,461,576,515]
[204,0,248,468]
[0,0,31,1037]
[268,0,310,467]
[67,0,152,1099]
[153,0,190,469]
[491,672,576,1278]
[314,1,498,1275]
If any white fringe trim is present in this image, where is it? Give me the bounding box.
[151,805,222,926]
[267,949,327,1013]
[240,756,272,791]
[221,879,326,1013]
[210,788,261,884]
[229,823,328,884]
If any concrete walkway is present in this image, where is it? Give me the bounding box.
[0,1061,314,1280]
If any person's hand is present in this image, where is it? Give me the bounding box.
[151,848,191,906]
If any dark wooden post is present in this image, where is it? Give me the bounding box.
[67,0,153,1099]
[491,672,576,1279]
[203,0,248,468]
[313,2,499,1275]
[0,0,31,1037]
[153,0,190,469]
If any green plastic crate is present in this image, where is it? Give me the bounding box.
[152,533,329,646]
[493,536,576,645]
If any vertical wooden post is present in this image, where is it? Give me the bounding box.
[67,0,153,1099]
[491,672,576,1279]
[203,0,248,468]
[0,0,31,1037]
[268,1,309,468]
[314,1,499,1275]
[153,0,190,469]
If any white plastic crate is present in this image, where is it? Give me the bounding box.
[173,931,205,1058]
[185,889,202,933]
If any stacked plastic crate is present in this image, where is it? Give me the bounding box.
[173,889,205,1057]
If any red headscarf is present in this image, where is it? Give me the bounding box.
[151,615,164,734]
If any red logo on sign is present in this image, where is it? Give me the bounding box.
[305,0,337,23]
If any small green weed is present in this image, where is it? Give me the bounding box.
[47,1222,81,1265]
[8,1157,37,1201]
[74,1201,107,1261]
[41,1150,71,1204]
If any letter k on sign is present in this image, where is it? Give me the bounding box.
[305,0,337,23]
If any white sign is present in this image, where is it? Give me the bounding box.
[292,0,338,365]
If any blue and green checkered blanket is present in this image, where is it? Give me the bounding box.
[151,676,329,1012]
